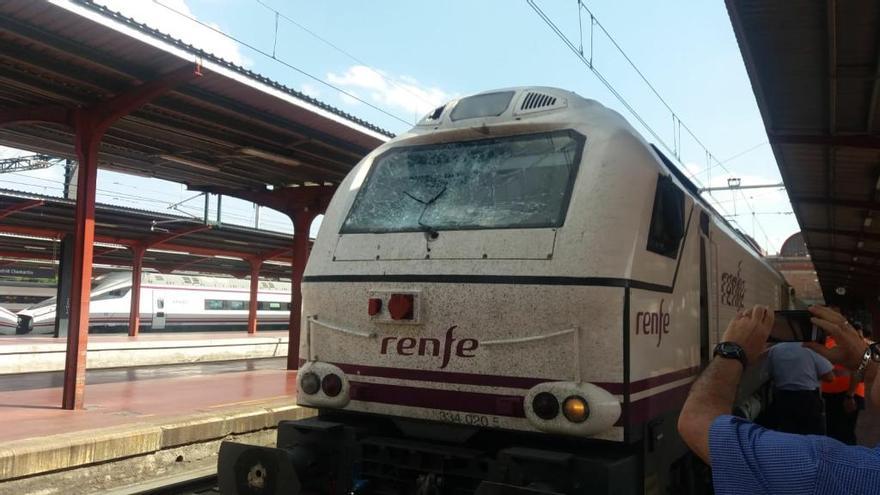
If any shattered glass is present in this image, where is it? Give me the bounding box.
[341,130,584,233]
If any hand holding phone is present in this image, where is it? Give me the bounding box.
[770,310,826,343]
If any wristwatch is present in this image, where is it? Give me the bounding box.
[714,342,748,369]
[854,346,872,383]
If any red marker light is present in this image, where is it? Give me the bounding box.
[388,293,414,320]
[322,373,343,397]
[368,298,382,316]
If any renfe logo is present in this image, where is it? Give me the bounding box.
[721,261,746,309]
[380,326,478,369]
[636,299,671,348]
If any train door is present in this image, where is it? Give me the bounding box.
[152,293,166,330]
[707,224,720,350]
[699,211,711,369]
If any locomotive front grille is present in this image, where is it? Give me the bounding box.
[359,436,491,495]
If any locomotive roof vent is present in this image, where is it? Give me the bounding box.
[514,90,567,116]
[416,104,447,126]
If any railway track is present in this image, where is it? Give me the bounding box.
[115,470,218,495]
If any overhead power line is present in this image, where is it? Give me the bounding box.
[527,0,785,249]
[252,0,437,117]
[150,0,413,126]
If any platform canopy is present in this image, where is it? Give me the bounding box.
[0,0,390,190]
[727,0,880,302]
[0,190,295,278]
[0,0,393,408]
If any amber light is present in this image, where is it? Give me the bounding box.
[562,396,589,423]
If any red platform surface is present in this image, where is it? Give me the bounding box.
[0,368,297,443]
[0,330,289,346]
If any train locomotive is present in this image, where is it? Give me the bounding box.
[16,271,290,334]
[0,305,17,335]
[219,87,789,494]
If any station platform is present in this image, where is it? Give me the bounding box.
[0,330,290,375]
[0,360,310,493]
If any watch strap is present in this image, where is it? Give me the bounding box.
[714,341,748,369]
[854,346,872,383]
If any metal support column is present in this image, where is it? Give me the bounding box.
[0,65,200,410]
[287,210,316,370]
[128,245,145,336]
[247,258,261,334]
[62,114,100,410]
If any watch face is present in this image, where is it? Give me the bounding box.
[716,342,743,358]
[719,343,737,354]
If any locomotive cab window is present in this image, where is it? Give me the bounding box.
[647,175,685,258]
[341,130,585,233]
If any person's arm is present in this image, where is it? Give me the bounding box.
[678,306,773,464]
[810,350,835,383]
[805,307,873,407]
[678,358,743,462]
[866,360,880,409]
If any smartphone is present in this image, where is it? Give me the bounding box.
[770,310,826,343]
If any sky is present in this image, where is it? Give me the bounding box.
[0,0,798,253]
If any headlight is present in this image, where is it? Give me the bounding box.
[532,392,560,420]
[300,372,320,395]
[562,396,589,423]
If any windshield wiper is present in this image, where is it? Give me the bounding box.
[402,185,447,238]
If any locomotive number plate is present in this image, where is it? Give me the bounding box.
[437,411,500,427]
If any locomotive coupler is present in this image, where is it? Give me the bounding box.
[218,418,356,495]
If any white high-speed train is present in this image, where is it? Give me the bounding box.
[219,87,789,494]
[0,306,17,335]
[17,272,290,334]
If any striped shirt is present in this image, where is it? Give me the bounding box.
[710,415,880,494]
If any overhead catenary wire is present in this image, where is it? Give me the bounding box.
[527,0,784,248]
[253,0,438,118]
[150,0,413,127]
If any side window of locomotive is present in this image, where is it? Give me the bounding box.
[646,175,685,259]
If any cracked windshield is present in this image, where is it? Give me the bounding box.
[341,130,584,234]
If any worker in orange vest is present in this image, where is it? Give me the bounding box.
[822,325,866,445]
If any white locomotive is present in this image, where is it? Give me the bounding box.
[16,271,290,334]
[219,87,789,494]
[0,306,17,335]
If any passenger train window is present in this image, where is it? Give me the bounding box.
[647,175,685,259]
[202,299,290,311]
[226,300,247,311]
[92,288,130,301]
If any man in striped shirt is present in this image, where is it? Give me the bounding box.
[678,305,880,494]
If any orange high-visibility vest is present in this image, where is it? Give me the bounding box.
[821,337,865,397]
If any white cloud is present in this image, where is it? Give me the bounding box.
[327,65,454,117]
[95,0,249,66]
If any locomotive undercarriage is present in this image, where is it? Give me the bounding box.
[218,411,648,495]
